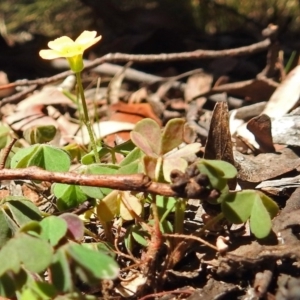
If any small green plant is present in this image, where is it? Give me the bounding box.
[0,214,119,299]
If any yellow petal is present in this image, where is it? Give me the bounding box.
[75,30,97,44]
[39,49,63,59]
[40,31,102,62]
[75,31,101,51]
[81,36,102,51]
[48,36,74,51]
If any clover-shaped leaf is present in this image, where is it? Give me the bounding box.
[0,197,42,247]
[3,196,42,226]
[67,243,119,280]
[23,125,57,144]
[197,160,228,191]
[40,216,68,247]
[0,233,53,276]
[50,249,73,292]
[117,147,144,175]
[10,144,40,169]
[222,190,279,238]
[160,118,185,154]
[60,213,85,242]
[131,118,201,182]
[11,144,70,172]
[130,225,149,247]
[200,159,237,179]
[130,119,161,157]
[18,280,57,300]
[53,184,88,211]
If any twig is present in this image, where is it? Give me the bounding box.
[142,194,163,290]
[1,84,37,105]
[139,288,194,300]
[164,233,218,252]
[0,138,17,169]
[0,167,178,197]
[1,37,271,104]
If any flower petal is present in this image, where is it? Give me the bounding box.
[80,36,102,51]
[75,31,97,44]
[48,36,74,51]
[40,31,102,62]
[39,49,63,59]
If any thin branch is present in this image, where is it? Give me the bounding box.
[1,37,270,96]
[1,85,37,105]
[139,289,194,300]
[164,233,218,252]
[0,138,17,170]
[0,167,178,196]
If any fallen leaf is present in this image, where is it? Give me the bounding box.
[272,110,300,147]
[204,102,234,164]
[262,65,300,118]
[184,71,213,102]
[234,148,300,183]
[210,78,278,102]
[246,114,275,152]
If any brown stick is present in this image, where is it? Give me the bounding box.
[0,167,178,196]
[1,37,270,99]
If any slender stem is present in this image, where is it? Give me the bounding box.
[75,72,100,163]
[198,212,225,236]
[160,199,176,224]
[151,194,162,241]
[101,220,114,244]
[0,138,17,169]
[155,157,163,182]
[145,194,162,273]
[174,198,186,233]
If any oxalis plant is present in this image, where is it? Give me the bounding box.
[129,118,279,240]
[3,118,279,298]
[0,31,279,298]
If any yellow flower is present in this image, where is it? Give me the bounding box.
[39,31,101,73]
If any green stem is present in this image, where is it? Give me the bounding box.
[174,198,186,233]
[75,72,100,163]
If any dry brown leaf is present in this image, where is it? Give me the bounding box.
[205,102,236,188]
[263,65,300,118]
[210,78,278,102]
[184,71,213,102]
[103,101,162,146]
[5,104,58,131]
[235,148,300,183]
[17,87,75,111]
[246,114,275,152]
[204,102,234,164]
